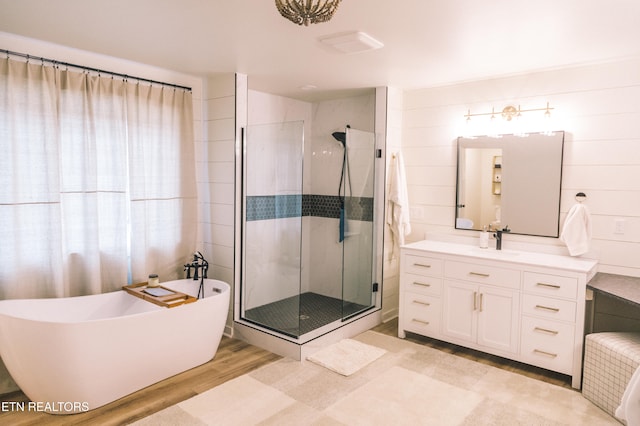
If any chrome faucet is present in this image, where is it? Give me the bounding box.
[493,226,510,250]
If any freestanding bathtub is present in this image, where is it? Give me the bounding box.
[0,278,230,414]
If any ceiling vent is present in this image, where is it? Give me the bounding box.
[318,31,384,54]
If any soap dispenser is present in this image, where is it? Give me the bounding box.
[479,226,489,249]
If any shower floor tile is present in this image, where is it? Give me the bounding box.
[244,292,369,338]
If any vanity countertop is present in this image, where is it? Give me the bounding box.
[402,240,598,274]
[588,273,640,307]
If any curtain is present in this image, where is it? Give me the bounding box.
[126,82,197,284]
[0,57,196,299]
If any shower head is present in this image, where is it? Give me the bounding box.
[332,131,346,145]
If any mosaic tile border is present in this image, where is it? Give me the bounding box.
[246,194,373,222]
[245,195,301,221]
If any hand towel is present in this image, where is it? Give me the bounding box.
[616,365,640,424]
[560,203,592,256]
[387,152,411,258]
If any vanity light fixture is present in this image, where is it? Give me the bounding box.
[275,0,341,26]
[464,102,554,122]
[501,105,519,121]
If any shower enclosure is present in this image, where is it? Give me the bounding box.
[240,121,380,341]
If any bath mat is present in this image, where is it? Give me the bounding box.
[306,338,386,376]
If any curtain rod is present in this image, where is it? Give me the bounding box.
[1,48,192,92]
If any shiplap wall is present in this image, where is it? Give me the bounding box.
[199,74,237,335]
[401,57,640,277]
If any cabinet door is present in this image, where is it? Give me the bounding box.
[442,280,477,343]
[477,285,520,354]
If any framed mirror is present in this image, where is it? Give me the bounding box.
[455,131,564,237]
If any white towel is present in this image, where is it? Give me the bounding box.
[616,365,640,425]
[560,203,592,256]
[387,152,411,258]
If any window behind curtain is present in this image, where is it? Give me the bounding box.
[0,57,196,299]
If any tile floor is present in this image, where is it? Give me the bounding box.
[134,331,619,425]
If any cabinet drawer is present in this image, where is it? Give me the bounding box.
[524,272,578,300]
[520,315,575,374]
[522,294,576,322]
[403,254,443,277]
[444,260,520,290]
[403,292,441,336]
[401,273,442,296]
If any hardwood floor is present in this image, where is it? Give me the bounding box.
[0,337,281,426]
[0,317,572,425]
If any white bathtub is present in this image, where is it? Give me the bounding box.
[0,278,230,414]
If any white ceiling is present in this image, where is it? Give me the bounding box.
[1,0,640,101]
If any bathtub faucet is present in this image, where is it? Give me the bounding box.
[184,252,209,299]
[184,252,209,281]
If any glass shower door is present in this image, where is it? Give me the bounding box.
[341,127,376,319]
[241,121,304,337]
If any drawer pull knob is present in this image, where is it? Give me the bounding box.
[412,300,431,306]
[413,282,431,287]
[536,282,561,289]
[533,349,558,358]
[469,272,490,278]
[411,319,430,325]
[414,263,432,268]
[535,304,560,313]
[534,327,559,335]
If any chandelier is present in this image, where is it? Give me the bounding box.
[275,0,342,26]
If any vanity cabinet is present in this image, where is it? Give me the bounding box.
[519,272,579,375]
[399,240,598,389]
[399,254,443,337]
[442,259,520,355]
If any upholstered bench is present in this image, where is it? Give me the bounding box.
[583,332,640,420]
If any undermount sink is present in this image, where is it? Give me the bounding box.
[466,247,520,258]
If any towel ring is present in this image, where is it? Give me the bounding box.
[575,192,587,203]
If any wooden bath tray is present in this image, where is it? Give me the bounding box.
[123,282,197,308]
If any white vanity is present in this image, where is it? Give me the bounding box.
[399,240,598,389]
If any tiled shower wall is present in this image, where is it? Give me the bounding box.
[244,89,312,307]
[243,90,378,306]
[308,96,376,299]
[241,87,401,322]
[245,194,373,222]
